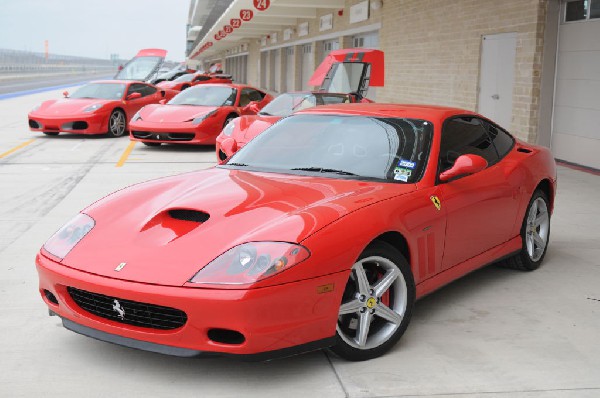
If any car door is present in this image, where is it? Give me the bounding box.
[124,83,159,117]
[437,116,519,270]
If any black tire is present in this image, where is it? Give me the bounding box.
[330,241,415,361]
[501,189,551,271]
[107,109,126,137]
[223,114,238,129]
[43,132,59,136]
[142,142,161,147]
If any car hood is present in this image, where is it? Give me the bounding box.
[35,98,112,115]
[235,114,281,142]
[139,104,218,123]
[61,168,415,286]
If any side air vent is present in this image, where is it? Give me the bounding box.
[517,147,532,154]
[168,209,210,223]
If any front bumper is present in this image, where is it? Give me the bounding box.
[130,120,219,145]
[28,112,108,135]
[36,253,344,358]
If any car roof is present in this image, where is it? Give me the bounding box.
[189,82,262,91]
[295,103,477,121]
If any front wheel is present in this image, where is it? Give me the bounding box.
[501,190,551,271]
[107,109,126,137]
[330,241,415,361]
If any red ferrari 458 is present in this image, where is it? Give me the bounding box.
[129,83,272,146]
[28,80,178,137]
[157,73,233,92]
[36,104,556,361]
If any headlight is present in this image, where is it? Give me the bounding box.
[83,104,104,113]
[31,104,40,112]
[221,119,236,136]
[43,213,95,260]
[131,111,142,122]
[189,242,310,285]
[191,110,217,125]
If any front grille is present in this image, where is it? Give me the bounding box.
[67,287,187,330]
[132,131,195,141]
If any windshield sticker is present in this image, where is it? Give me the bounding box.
[398,159,416,169]
[394,167,412,177]
[394,174,409,182]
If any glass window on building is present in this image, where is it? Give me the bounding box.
[562,0,600,21]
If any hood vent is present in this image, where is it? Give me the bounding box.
[168,209,210,223]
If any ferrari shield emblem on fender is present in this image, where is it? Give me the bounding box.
[115,262,126,271]
[430,195,441,211]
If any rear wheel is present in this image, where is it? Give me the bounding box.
[330,241,415,361]
[107,109,126,137]
[142,142,161,147]
[43,132,59,136]
[501,190,550,271]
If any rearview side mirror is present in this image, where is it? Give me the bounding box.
[242,101,260,114]
[63,91,69,98]
[439,154,488,182]
[126,92,142,101]
[220,138,238,159]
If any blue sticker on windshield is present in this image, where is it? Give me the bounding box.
[398,159,416,169]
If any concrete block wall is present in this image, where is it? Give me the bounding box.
[378,0,548,142]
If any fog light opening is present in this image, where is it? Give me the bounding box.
[43,289,59,305]
[207,328,245,345]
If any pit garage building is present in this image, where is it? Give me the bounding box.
[186,0,600,170]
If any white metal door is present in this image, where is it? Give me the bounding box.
[551,5,600,169]
[301,44,313,90]
[285,47,295,92]
[260,51,268,90]
[321,39,339,63]
[478,33,517,130]
[352,31,380,100]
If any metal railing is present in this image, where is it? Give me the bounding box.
[0,48,121,75]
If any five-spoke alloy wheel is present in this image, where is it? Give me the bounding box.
[331,241,415,361]
[108,109,126,137]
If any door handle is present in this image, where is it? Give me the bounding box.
[491,94,500,100]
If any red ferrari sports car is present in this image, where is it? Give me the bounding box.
[216,91,369,160]
[129,83,272,146]
[28,80,177,137]
[157,73,233,92]
[216,48,384,161]
[36,104,556,361]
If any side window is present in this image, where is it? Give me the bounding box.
[247,89,264,102]
[439,117,499,174]
[127,83,156,98]
[239,88,253,106]
[483,120,515,159]
[194,76,211,82]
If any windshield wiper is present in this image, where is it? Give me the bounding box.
[226,162,248,167]
[258,111,272,116]
[291,167,356,176]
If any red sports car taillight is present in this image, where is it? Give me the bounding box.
[189,242,310,285]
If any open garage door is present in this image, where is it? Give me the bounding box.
[551,0,600,169]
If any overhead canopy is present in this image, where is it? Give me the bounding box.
[188,0,346,61]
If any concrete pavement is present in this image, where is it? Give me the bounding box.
[0,87,599,397]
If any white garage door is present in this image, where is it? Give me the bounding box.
[260,51,268,89]
[285,47,295,92]
[552,0,600,169]
[273,49,281,93]
[301,44,313,90]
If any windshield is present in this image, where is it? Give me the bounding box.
[260,93,350,117]
[168,85,237,106]
[223,115,433,182]
[69,83,126,100]
[114,56,163,81]
[174,74,195,82]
